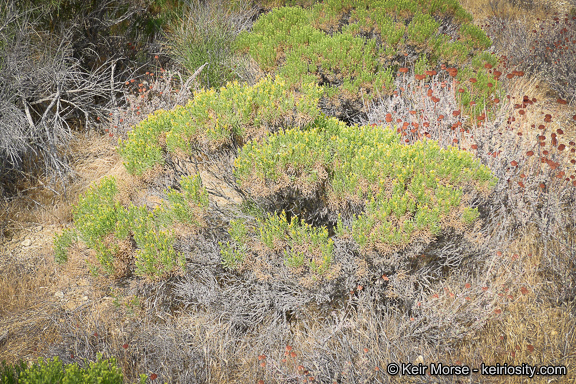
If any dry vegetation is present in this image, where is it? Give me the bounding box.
[1,0,576,383]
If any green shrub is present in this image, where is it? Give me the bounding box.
[72,176,119,248]
[414,54,431,75]
[220,219,249,270]
[462,206,479,224]
[451,58,503,118]
[116,198,188,279]
[234,1,491,114]
[366,13,405,54]
[1,353,123,384]
[119,75,323,176]
[220,211,334,276]
[258,211,333,274]
[1,359,26,384]
[407,12,440,46]
[235,6,314,71]
[117,109,171,176]
[435,38,470,66]
[165,174,209,225]
[133,226,185,278]
[168,0,249,89]
[235,116,496,254]
[229,219,248,244]
[471,51,499,69]
[459,22,492,50]
[93,238,118,275]
[57,174,209,279]
[220,241,246,270]
[53,228,77,264]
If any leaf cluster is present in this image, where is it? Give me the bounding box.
[258,211,334,274]
[118,76,323,175]
[54,174,209,279]
[234,0,491,111]
[235,116,496,253]
[1,353,123,384]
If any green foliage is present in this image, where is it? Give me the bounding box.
[72,176,119,248]
[235,0,490,106]
[180,174,210,207]
[117,109,171,176]
[435,38,471,66]
[258,211,333,274]
[1,353,123,384]
[168,0,245,88]
[134,226,184,278]
[234,118,342,184]
[407,12,440,46]
[235,116,497,253]
[58,173,209,279]
[414,54,430,75]
[220,219,248,270]
[471,51,499,70]
[119,75,323,176]
[116,203,185,278]
[459,22,492,50]
[462,206,480,224]
[453,62,503,117]
[53,228,77,264]
[94,239,118,275]
[229,219,248,244]
[1,359,26,384]
[120,203,186,279]
[220,241,246,270]
[220,212,334,275]
[136,0,187,39]
[235,7,314,71]
[371,14,405,50]
[236,5,393,98]
[165,174,209,225]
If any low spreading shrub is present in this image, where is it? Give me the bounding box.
[220,219,249,269]
[117,109,172,175]
[72,177,120,249]
[230,115,496,289]
[234,1,495,121]
[261,211,333,272]
[53,228,77,264]
[0,353,128,384]
[118,75,323,175]
[54,174,209,279]
[0,359,26,384]
[164,174,209,225]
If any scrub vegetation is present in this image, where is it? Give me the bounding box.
[1,0,576,383]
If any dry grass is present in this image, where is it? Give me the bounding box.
[444,226,576,383]
[459,0,573,25]
[0,241,61,366]
[0,130,124,367]
[0,130,119,241]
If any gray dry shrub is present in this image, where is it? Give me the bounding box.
[485,3,576,100]
[0,2,120,187]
